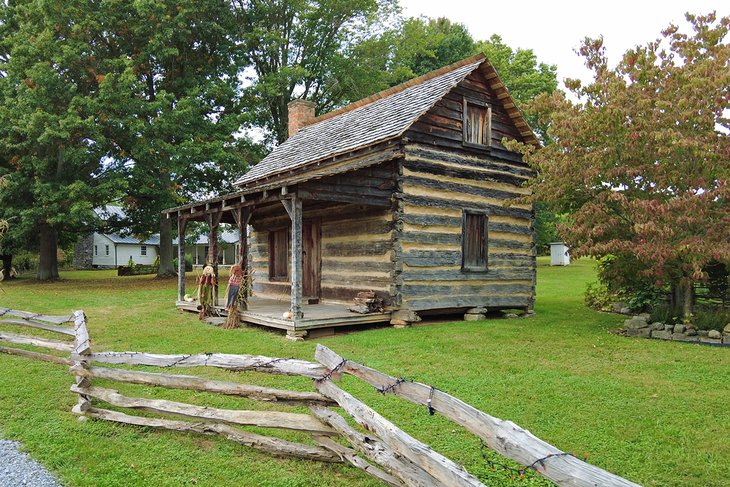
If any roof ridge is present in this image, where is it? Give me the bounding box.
[303,53,486,128]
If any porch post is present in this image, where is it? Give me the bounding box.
[177,212,187,302]
[282,196,303,321]
[231,206,251,272]
[205,211,223,306]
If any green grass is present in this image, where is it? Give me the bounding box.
[0,259,728,486]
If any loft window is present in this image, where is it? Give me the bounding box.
[94,245,98,256]
[105,245,110,256]
[462,97,491,148]
[269,228,289,280]
[140,245,147,256]
[462,210,488,271]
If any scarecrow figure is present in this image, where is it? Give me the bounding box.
[197,265,216,320]
[223,263,250,329]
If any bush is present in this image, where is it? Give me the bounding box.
[649,303,683,326]
[12,252,39,273]
[693,308,730,332]
[584,281,616,311]
[173,255,193,272]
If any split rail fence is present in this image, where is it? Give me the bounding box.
[0,307,640,487]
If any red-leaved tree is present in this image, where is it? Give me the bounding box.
[510,13,730,316]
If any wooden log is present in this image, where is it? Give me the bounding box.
[0,331,74,352]
[69,364,334,405]
[70,384,335,435]
[73,310,90,356]
[0,319,75,336]
[313,435,403,487]
[78,407,341,463]
[314,380,485,487]
[0,308,75,324]
[76,351,328,378]
[0,345,73,365]
[311,406,437,487]
[315,345,641,487]
[177,215,187,302]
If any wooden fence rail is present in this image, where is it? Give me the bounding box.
[0,307,641,487]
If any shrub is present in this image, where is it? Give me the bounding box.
[693,308,730,332]
[584,281,615,311]
[13,252,39,273]
[649,303,683,326]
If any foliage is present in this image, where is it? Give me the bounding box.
[649,303,683,326]
[11,252,39,273]
[0,259,728,486]
[534,202,561,254]
[386,16,476,85]
[477,35,558,142]
[0,1,127,280]
[692,307,730,332]
[233,0,398,144]
[510,13,730,316]
[584,281,615,312]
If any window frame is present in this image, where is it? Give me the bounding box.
[105,244,110,256]
[268,227,290,281]
[462,96,492,149]
[94,245,98,256]
[461,209,489,272]
[140,245,147,256]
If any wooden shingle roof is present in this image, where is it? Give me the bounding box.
[234,54,537,187]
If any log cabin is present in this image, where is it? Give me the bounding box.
[164,53,539,339]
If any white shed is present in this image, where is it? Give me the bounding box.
[550,242,570,266]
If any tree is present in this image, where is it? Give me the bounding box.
[477,35,558,142]
[233,0,398,144]
[0,1,125,280]
[104,0,251,277]
[510,13,730,316]
[387,16,475,85]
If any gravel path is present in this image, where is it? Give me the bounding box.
[0,439,62,487]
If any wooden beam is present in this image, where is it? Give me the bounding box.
[315,345,640,487]
[0,319,74,336]
[314,380,485,487]
[313,435,403,487]
[80,407,342,463]
[282,196,303,321]
[0,308,74,324]
[70,364,334,405]
[205,211,223,303]
[177,214,187,302]
[0,345,73,366]
[0,331,74,352]
[311,406,436,486]
[70,385,335,435]
[76,351,328,377]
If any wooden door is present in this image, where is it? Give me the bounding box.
[302,222,321,299]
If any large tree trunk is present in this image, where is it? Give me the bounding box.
[671,278,694,318]
[1,254,13,280]
[38,224,59,281]
[157,215,175,278]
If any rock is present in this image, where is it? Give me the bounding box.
[625,316,649,330]
[651,322,665,331]
[674,324,686,334]
[724,335,730,344]
[611,302,629,314]
[724,323,730,335]
[665,324,674,333]
[651,330,673,340]
[619,307,631,315]
[699,337,721,345]
[708,330,722,339]
[698,330,709,337]
[673,334,698,343]
[464,313,486,321]
[685,328,698,336]
[503,313,519,319]
[627,327,651,338]
[638,312,651,321]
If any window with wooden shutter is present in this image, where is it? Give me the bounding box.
[462,97,491,148]
[462,210,488,271]
[269,228,289,280]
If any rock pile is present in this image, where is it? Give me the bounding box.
[624,315,730,345]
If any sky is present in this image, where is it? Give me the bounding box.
[399,0,729,87]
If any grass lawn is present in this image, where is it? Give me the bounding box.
[0,258,728,486]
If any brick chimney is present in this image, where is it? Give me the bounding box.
[287,99,316,138]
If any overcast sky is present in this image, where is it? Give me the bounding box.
[399,0,729,87]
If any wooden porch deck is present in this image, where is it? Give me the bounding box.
[176,297,391,336]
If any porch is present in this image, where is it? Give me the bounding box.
[176,296,391,338]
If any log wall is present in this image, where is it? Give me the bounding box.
[397,69,536,312]
[249,163,396,304]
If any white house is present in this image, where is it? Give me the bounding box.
[74,206,161,269]
[173,228,240,267]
